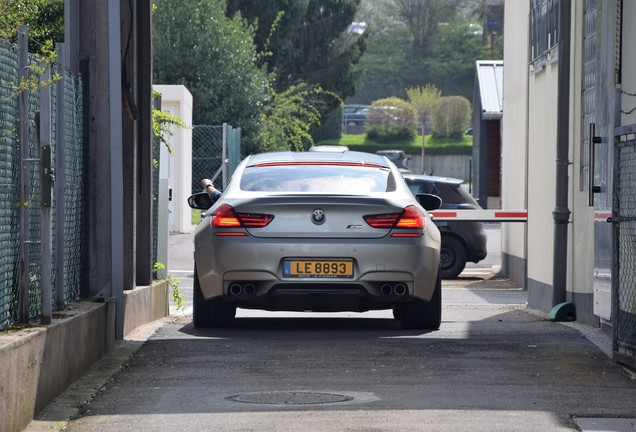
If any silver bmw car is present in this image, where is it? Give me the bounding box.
[188,150,442,329]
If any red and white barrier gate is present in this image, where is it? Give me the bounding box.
[429,209,528,222]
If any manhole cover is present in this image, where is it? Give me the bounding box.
[226,391,354,405]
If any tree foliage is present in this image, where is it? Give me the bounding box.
[0,0,64,60]
[406,84,441,132]
[0,0,63,98]
[390,0,464,56]
[226,0,366,104]
[406,83,441,161]
[259,83,339,152]
[349,0,501,105]
[153,0,271,154]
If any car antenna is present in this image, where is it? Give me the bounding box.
[429,158,440,176]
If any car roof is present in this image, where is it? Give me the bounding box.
[402,173,464,186]
[247,151,391,168]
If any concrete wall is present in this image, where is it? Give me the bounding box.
[526,56,559,304]
[0,302,115,432]
[0,281,168,432]
[502,3,599,321]
[409,154,472,182]
[501,0,530,287]
[153,85,193,233]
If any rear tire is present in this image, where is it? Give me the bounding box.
[193,265,236,328]
[400,270,442,330]
[440,236,467,279]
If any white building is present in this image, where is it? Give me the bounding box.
[502,0,636,368]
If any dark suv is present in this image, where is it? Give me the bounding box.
[402,174,488,279]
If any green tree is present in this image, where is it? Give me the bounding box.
[259,83,339,152]
[0,0,63,98]
[349,0,497,104]
[406,84,441,164]
[153,0,271,155]
[0,0,64,59]
[226,0,366,102]
[389,0,463,56]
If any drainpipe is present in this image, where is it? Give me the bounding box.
[551,0,574,318]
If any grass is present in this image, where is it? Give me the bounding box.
[316,133,472,156]
[192,209,202,225]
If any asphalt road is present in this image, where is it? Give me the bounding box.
[58,283,636,432]
[31,225,636,432]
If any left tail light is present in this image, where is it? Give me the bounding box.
[211,204,274,229]
[364,205,425,236]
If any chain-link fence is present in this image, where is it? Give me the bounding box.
[0,36,89,330]
[58,67,89,304]
[192,124,241,193]
[192,125,223,193]
[614,133,636,365]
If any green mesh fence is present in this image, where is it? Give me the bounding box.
[0,37,88,329]
[60,68,88,303]
[615,137,636,357]
[0,39,20,328]
[192,125,223,193]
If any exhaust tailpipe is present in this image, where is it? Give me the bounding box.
[380,284,394,296]
[229,283,243,296]
[394,283,407,296]
[243,283,256,296]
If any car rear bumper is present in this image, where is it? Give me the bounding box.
[194,226,440,310]
[467,225,488,263]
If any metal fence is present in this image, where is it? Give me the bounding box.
[614,129,636,368]
[192,124,241,193]
[0,36,88,330]
[0,39,20,329]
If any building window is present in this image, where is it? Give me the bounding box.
[581,0,597,192]
[529,0,560,67]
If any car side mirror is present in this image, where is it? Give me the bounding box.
[187,192,213,210]
[417,193,442,211]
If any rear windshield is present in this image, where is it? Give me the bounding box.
[406,179,480,207]
[435,182,480,206]
[379,152,404,161]
[240,164,396,193]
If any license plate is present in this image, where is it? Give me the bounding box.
[283,259,354,278]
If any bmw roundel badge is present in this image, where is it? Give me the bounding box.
[312,209,326,225]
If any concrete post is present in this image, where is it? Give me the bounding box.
[136,0,154,285]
